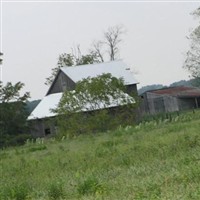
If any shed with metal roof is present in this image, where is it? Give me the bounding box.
[140,86,200,115]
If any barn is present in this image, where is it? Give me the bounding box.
[28,60,138,137]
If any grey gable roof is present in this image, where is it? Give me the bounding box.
[60,60,138,85]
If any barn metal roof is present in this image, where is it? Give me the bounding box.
[28,91,135,120]
[60,60,138,85]
[27,93,62,120]
[149,86,200,98]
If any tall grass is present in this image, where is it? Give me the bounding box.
[0,110,200,199]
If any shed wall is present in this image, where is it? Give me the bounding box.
[141,92,179,115]
[178,98,200,110]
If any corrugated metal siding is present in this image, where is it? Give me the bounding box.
[151,86,200,97]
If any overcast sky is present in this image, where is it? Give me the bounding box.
[0,0,199,100]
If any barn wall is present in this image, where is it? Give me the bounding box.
[47,71,76,95]
[29,118,57,138]
[126,84,138,95]
[29,120,45,138]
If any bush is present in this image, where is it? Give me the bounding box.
[1,183,30,200]
[77,177,106,196]
[48,181,65,200]
[54,73,137,137]
[0,134,32,148]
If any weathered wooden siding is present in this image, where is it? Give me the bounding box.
[29,119,45,138]
[29,118,57,138]
[139,92,200,116]
[47,71,76,95]
[178,97,200,110]
[140,92,179,115]
[126,84,138,95]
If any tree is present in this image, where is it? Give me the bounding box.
[184,7,200,86]
[90,25,125,62]
[104,25,124,61]
[45,53,74,86]
[90,40,105,63]
[46,25,125,86]
[45,47,100,85]
[0,81,30,147]
[53,73,136,137]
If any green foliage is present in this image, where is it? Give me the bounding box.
[1,182,30,200]
[0,81,31,148]
[11,183,30,200]
[54,73,136,137]
[0,134,31,148]
[45,51,100,86]
[1,110,200,199]
[46,25,125,85]
[25,99,41,115]
[77,176,106,196]
[28,145,47,152]
[48,181,65,200]
[138,84,165,95]
[184,7,200,85]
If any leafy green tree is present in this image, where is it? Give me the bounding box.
[45,50,99,85]
[45,53,74,86]
[53,73,136,137]
[184,8,200,86]
[46,25,125,86]
[0,81,30,147]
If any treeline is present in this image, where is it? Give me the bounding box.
[138,78,199,95]
[0,82,32,148]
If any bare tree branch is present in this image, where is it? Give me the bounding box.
[104,25,125,61]
[90,40,104,63]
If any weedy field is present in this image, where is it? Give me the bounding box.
[0,110,200,200]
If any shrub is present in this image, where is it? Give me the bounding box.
[1,183,30,200]
[0,134,32,148]
[48,181,65,200]
[28,145,47,152]
[53,73,136,137]
[77,177,106,196]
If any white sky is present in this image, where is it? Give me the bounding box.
[0,0,200,100]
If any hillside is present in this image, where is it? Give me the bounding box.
[0,110,200,200]
[138,79,195,95]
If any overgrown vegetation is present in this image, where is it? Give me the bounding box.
[184,7,200,86]
[45,25,125,85]
[53,73,136,138]
[0,110,200,199]
[0,81,31,148]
